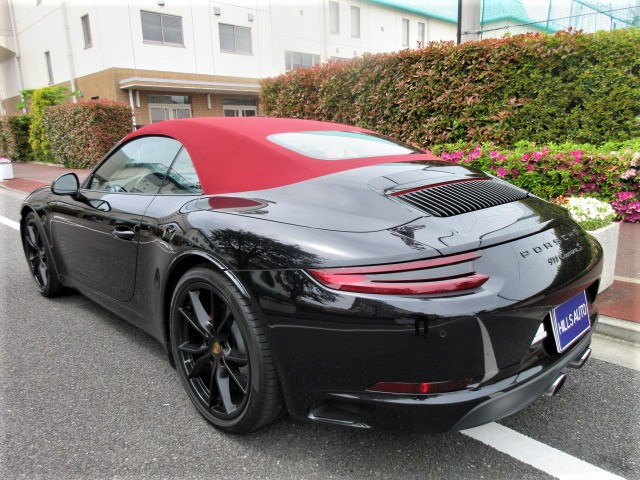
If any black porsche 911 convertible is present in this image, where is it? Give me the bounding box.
[20,117,601,434]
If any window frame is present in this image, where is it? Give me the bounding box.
[218,23,253,55]
[329,1,339,35]
[81,14,92,49]
[418,21,425,47]
[44,51,54,85]
[402,18,409,47]
[350,6,360,38]
[140,10,184,47]
[284,50,321,71]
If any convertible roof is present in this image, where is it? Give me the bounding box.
[124,117,438,194]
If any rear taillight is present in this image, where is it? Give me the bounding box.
[307,251,488,295]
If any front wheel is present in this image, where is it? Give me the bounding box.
[170,266,283,433]
[21,212,63,297]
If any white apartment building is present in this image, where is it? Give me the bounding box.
[0,0,546,125]
[0,0,460,124]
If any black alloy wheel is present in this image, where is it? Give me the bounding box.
[21,212,62,297]
[170,267,283,433]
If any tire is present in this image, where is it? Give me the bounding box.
[21,211,63,297]
[170,266,284,433]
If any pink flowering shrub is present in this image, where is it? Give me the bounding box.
[610,152,640,222]
[430,139,640,222]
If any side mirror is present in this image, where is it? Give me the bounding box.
[51,173,80,196]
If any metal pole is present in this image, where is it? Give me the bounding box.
[456,0,463,44]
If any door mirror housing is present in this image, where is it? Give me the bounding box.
[51,173,80,196]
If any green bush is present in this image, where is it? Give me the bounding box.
[0,114,31,162]
[44,100,133,168]
[261,29,640,148]
[27,86,77,163]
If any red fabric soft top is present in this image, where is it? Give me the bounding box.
[123,117,439,194]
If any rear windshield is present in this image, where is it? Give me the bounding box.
[267,131,421,160]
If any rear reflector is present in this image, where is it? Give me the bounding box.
[307,252,488,295]
[368,379,472,395]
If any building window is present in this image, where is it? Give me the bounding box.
[45,51,53,84]
[141,11,184,45]
[219,24,252,54]
[81,15,92,48]
[223,98,257,117]
[329,1,339,34]
[148,95,192,123]
[285,51,321,71]
[350,6,360,38]
[418,22,425,47]
[402,18,409,47]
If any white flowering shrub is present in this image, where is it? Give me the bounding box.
[566,196,615,231]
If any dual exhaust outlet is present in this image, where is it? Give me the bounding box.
[544,347,591,397]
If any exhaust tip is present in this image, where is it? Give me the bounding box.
[544,373,567,396]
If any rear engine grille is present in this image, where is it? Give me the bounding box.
[392,178,528,217]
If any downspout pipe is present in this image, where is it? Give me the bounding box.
[128,89,137,129]
[8,0,26,112]
[62,0,78,102]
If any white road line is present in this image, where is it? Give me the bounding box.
[462,422,625,480]
[0,214,20,231]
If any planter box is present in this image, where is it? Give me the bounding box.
[589,222,620,293]
[0,163,13,180]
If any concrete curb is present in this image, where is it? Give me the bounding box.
[595,315,640,345]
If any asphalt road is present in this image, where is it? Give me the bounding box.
[1,188,639,480]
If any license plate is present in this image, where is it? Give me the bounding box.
[550,291,591,353]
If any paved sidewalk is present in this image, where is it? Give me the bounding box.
[1,161,638,343]
[1,162,89,193]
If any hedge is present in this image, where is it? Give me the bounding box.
[44,100,133,168]
[260,29,640,148]
[431,139,640,222]
[0,114,31,162]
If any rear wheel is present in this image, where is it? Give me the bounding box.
[170,266,283,433]
[21,212,63,297]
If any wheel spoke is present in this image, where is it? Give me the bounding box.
[215,363,236,414]
[216,306,232,336]
[187,354,211,380]
[189,290,212,334]
[37,261,48,286]
[178,341,208,355]
[224,348,248,365]
[30,257,39,275]
[179,307,207,339]
[222,360,248,394]
[26,225,38,250]
[208,360,218,409]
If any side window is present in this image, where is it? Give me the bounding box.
[87,136,182,194]
[160,148,203,195]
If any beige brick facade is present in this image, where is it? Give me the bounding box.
[5,68,261,126]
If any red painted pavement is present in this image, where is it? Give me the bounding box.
[1,163,90,194]
[597,222,640,323]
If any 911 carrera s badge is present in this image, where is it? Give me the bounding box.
[212,342,222,357]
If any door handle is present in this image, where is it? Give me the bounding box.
[112,227,136,241]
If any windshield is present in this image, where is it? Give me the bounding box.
[267,131,422,160]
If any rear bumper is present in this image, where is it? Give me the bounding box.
[306,323,595,432]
